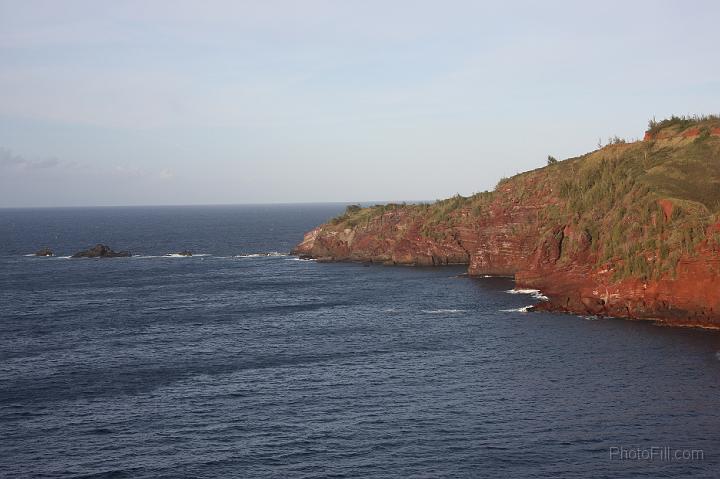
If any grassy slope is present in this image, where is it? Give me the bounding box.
[551,126,720,279]
[327,117,720,281]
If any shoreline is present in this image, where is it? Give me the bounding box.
[294,254,720,331]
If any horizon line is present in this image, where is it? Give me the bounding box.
[0,199,437,210]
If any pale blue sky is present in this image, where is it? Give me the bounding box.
[1,0,718,207]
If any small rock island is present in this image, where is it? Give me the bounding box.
[34,247,54,257]
[72,244,131,258]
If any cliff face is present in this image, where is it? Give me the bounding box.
[294,117,720,328]
[294,179,553,274]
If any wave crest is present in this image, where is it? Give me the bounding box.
[235,252,288,258]
[505,288,548,301]
[500,306,532,313]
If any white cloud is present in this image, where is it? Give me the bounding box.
[0,147,61,170]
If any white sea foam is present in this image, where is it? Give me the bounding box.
[500,306,532,313]
[235,252,288,258]
[284,257,316,261]
[505,288,549,301]
[421,309,466,314]
[505,288,540,294]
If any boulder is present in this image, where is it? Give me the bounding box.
[34,247,54,257]
[71,244,131,258]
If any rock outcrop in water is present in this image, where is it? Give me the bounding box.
[293,116,720,328]
[34,247,53,257]
[72,244,131,258]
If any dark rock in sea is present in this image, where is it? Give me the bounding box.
[177,250,193,256]
[71,244,131,258]
[298,254,314,260]
[34,247,54,257]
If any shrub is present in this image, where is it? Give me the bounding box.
[647,114,720,135]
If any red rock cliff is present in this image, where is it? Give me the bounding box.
[294,119,720,328]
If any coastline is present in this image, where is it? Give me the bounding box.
[291,251,720,330]
[291,120,720,331]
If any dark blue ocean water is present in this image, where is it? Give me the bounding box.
[1,204,720,478]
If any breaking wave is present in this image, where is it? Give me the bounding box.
[500,306,532,313]
[235,252,288,258]
[505,288,548,301]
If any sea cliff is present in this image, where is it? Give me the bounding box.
[294,116,720,328]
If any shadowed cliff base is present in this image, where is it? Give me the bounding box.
[293,115,720,329]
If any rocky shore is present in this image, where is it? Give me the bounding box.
[293,118,720,329]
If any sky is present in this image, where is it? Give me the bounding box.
[0,1,718,207]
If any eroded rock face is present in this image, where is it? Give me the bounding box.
[294,207,720,328]
[293,126,720,328]
[293,179,555,275]
[520,255,720,328]
[71,244,131,258]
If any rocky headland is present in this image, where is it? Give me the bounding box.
[293,116,720,328]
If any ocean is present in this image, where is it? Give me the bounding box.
[1,204,719,478]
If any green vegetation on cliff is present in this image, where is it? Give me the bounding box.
[551,131,720,279]
[327,116,720,281]
[646,114,720,136]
